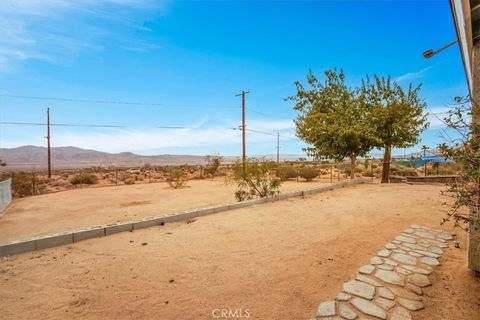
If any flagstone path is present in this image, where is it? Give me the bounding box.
[310,224,455,320]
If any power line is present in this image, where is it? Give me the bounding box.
[0,93,238,109]
[0,121,195,129]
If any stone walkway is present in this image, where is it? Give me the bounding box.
[310,225,455,320]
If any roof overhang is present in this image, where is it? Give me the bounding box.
[449,0,478,96]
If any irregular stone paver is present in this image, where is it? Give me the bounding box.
[390,306,413,320]
[400,264,432,275]
[377,249,391,257]
[377,264,394,271]
[395,235,416,244]
[375,297,396,310]
[420,256,440,266]
[370,256,383,265]
[335,292,351,301]
[355,274,382,287]
[405,283,423,295]
[317,300,336,317]
[374,269,405,286]
[378,287,395,300]
[397,298,424,311]
[351,297,387,319]
[339,303,357,320]
[307,225,453,320]
[342,280,375,300]
[359,264,375,275]
[407,274,431,287]
[391,253,416,265]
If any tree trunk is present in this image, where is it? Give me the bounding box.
[349,155,356,180]
[381,144,391,183]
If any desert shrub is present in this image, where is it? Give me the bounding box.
[389,164,417,177]
[276,166,297,181]
[233,158,282,201]
[298,167,319,181]
[49,179,70,187]
[124,177,135,185]
[166,167,188,189]
[204,155,222,177]
[11,172,47,197]
[71,173,98,185]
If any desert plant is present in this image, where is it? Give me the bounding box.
[298,167,319,181]
[204,155,222,177]
[11,172,47,197]
[276,166,297,181]
[233,158,282,201]
[166,167,188,189]
[124,177,135,185]
[71,173,98,185]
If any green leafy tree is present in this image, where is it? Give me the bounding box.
[287,69,378,179]
[232,158,281,201]
[361,75,428,183]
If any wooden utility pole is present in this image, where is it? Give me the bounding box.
[235,90,249,169]
[276,132,280,164]
[46,107,52,178]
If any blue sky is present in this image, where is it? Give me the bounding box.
[0,0,469,157]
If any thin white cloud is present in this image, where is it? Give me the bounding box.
[0,0,166,71]
[395,67,430,83]
[2,118,297,153]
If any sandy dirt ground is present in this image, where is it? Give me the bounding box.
[0,179,333,242]
[0,184,478,320]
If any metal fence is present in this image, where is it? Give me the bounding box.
[0,178,12,213]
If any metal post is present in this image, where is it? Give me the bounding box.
[46,108,52,178]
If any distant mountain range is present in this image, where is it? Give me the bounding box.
[0,146,309,170]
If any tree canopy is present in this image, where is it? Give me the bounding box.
[287,69,378,178]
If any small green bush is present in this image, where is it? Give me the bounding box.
[298,167,319,181]
[276,166,297,181]
[71,173,98,185]
[166,168,188,189]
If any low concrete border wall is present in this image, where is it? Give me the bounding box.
[0,178,370,257]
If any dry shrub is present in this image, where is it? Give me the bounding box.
[166,168,188,189]
[276,166,297,181]
[124,178,135,185]
[71,173,98,185]
[298,167,319,181]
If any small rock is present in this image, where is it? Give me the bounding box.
[141,242,148,246]
[454,240,460,248]
[378,287,395,300]
[374,269,405,286]
[316,300,336,317]
[377,249,391,257]
[393,249,407,254]
[403,228,414,234]
[430,246,444,254]
[350,297,387,319]
[391,253,417,265]
[392,240,402,244]
[374,297,395,310]
[420,257,440,266]
[397,298,424,311]
[339,303,357,320]
[377,264,394,271]
[359,265,375,275]
[402,243,429,251]
[343,280,375,300]
[407,274,431,287]
[336,292,352,301]
[391,306,413,320]
[410,224,420,229]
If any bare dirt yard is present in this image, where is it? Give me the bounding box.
[0,184,479,320]
[0,179,332,242]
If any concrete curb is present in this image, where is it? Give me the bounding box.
[0,178,370,257]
